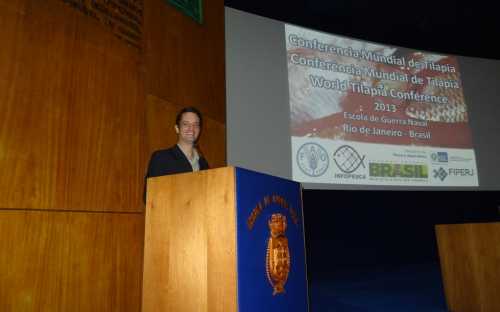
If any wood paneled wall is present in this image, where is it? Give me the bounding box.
[436,222,500,312]
[0,0,226,310]
[0,210,144,311]
[0,0,145,212]
[144,0,226,123]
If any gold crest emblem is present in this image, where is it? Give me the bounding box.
[266,213,290,295]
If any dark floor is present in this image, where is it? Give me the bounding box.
[309,262,447,311]
[303,190,500,312]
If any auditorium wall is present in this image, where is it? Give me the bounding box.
[0,0,225,309]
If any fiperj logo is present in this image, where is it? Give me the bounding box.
[434,167,475,181]
[433,167,448,181]
[449,168,475,176]
[296,143,329,177]
[431,152,448,163]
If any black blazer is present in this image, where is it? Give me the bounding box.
[144,145,209,202]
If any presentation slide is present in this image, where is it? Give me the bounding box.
[226,7,500,190]
[286,24,478,187]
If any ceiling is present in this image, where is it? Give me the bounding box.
[225,0,500,61]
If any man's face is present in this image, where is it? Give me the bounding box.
[177,112,201,144]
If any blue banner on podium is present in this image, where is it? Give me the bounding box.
[235,168,308,311]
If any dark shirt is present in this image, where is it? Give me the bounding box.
[144,145,209,202]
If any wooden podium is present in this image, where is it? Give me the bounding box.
[142,167,309,312]
[436,222,500,312]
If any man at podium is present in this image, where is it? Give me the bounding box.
[144,107,209,201]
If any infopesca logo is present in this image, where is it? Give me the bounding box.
[369,163,428,178]
[431,152,448,163]
[296,143,329,177]
[333,145,365,173]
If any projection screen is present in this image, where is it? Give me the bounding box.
[225,7,500,190]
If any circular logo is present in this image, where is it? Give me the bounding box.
[430,153,438,161]
[296,143,329,177]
